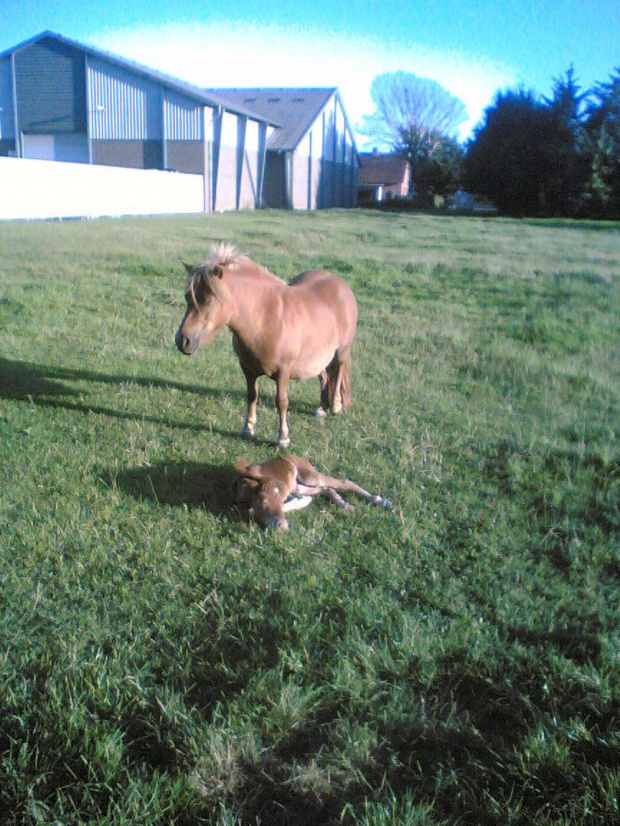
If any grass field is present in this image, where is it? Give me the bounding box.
[0,209,619,825]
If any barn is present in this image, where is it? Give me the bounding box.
[208,88,359,209]
[0,31,359,215]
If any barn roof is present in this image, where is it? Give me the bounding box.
[205,88,339,151]
[0,31,278,125]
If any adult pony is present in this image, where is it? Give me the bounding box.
[175,243,358,447]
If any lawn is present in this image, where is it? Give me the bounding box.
[0,209,618,825]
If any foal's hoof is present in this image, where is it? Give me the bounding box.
[277,437,291,449]
[240,425,255,440]
[314,406,328,418]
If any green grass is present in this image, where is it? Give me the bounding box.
[0,209,619,825]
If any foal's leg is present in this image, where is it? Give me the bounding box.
[293,481,353,512]
[275,369,291,448]
[240,371,259,440]
[321,475,393,509]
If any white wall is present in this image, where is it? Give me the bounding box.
[0,156,206,220]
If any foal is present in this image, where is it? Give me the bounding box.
[232,454,393,530]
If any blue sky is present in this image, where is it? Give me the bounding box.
[2,0,618,145]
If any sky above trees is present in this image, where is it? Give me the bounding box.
[2,0,619,145]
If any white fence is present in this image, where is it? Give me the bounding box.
[0,156,207,221]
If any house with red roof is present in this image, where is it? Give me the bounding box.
[358,151,410,205]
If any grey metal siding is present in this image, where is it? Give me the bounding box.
[263,152,285,208]
[163,91,202,140]
[0,56,15,141]
[14,37,86,133]
[88,58,162,140]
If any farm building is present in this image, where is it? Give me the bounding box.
[207,88,359,210]
[0,31,359,216]
[358,151,410,205]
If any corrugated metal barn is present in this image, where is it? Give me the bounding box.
[0,31,359,213]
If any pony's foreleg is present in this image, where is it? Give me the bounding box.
[240,371,259,440]
[275,370,291,448]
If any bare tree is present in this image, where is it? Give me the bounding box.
[361,72,467,200]
[362,72,467,145]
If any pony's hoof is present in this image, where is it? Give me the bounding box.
[240,425,255,440]
[277,437,291,449]
[314,406,328,418]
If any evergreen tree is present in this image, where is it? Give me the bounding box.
[585,68,620,217]
[464,76,589,217]
[463,88,554,215]
[542,67,590,215]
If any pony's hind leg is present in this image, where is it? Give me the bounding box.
[328,348,352,414]
[315,370,329,417]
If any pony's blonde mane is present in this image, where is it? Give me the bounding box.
[207,242,242,271]
[184,242,242,305]
[184,242,284,307]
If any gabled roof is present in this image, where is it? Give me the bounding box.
[359,152,409,186]
[0,30,277,124]
[205,88,338,151]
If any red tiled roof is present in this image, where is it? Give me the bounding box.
[359,153,408,186]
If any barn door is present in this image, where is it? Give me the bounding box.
[22,134,55,160]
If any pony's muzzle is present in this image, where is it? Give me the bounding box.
[175,329,195,354]
[264,514,289,531]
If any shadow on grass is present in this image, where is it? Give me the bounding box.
[0,355,220,399]
[0,355,317,440]
[101,460,242,518]
[505,622,603,666]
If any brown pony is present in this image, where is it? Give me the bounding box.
[175,243,358,447]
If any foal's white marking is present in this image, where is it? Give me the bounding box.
[282,495,314,513]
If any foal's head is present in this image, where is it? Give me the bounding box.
[232,461,289,530]
[175,244,238,355]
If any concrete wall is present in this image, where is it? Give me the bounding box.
[213,112,261,211]
[0,156,205,220]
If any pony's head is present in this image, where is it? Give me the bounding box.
[175,243,238,355]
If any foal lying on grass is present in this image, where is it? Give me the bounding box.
[232,454,393,530]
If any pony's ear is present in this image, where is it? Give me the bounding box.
[182,260,193,276]
[211,264,223,279]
